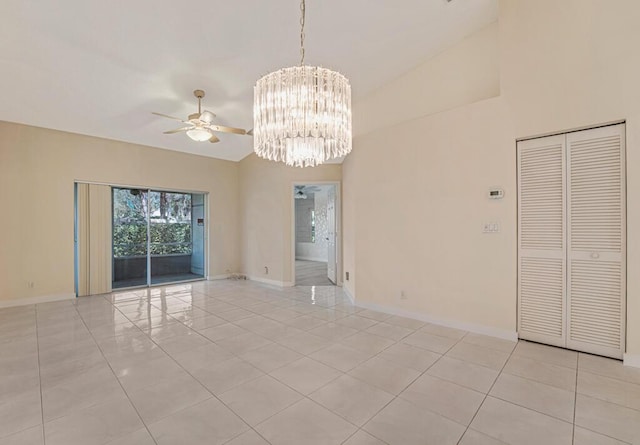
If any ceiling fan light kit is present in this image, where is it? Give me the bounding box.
[186,127,213,142]
[253,0,352,168]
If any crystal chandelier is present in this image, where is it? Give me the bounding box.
[253,0,352,168]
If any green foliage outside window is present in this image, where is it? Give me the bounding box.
[112,188,193,258]
[113,223,192,257]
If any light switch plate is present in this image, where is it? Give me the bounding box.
[482,222,500,233]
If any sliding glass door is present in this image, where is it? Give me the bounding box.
[112,187,205,289]
[113,188,149,288]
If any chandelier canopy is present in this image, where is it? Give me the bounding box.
[253,0,352,168]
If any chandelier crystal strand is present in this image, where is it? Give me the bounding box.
[253,0,352,168]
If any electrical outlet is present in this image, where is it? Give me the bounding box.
[264,266,269,275]
[28,282,35,289]
[345,271,350,281]
[400,290,407,300]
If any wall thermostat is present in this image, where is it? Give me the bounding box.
[488,188,504,199]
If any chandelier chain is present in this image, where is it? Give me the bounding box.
[300,0,306,65]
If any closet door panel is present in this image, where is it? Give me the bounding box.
[567,124,625,358]
[517,135,566,347]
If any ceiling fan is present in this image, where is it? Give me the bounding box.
[294,185,322,199]
[153,90,250,143]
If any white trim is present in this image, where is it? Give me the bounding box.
[248,276,294,287]
[623,353,640,368]
[207,274,230,281]
[0,293,76,309]
[355,300,518,342]
[74,179,209,196]
[343,286,355,305]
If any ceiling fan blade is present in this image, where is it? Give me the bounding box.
[163,126,192,134]
[200,110,216,123]
[246,129,254,136]
[209,124,247,135]
[152,112,185,122]
[209,134,220,143]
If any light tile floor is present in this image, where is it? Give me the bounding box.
[1,281,640,444]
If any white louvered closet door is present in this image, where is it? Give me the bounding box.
[517,135,567,348]
[566,124,626,359]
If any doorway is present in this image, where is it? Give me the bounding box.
[293,183,339,286]
[112,187,206,289]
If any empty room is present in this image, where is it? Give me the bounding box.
[1,1,640,444]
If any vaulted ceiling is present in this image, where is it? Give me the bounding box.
[0,0,497,161]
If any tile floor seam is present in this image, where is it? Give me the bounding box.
[485,393,575,425]
[305,376,393,429]
[458,336,517,355]
[252,395,364,438]
[357,324,468,445]
[35,304,46,445]
[339,429,391,445]
[455,334,518,445]
[73,302,160,445]
[575,364,639,386]
[112,298,276,444]
[400,372,486,426]
[514,340,579,371]
[498,366,574,392]
[573,373,640,414]
[495,366,577,395]
[401,330,471,356]
[219,316,400,437]
[219,429,274,445]
[572,424,633,445]
[576,390,640,415]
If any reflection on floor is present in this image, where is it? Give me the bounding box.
[295,260,334,286]
[1,280,640,444]
[113,273,204,289]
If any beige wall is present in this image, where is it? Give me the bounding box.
[500,0,640,138]
[345,98,517,336]
[353,21,499,137]
[345,0,640,353]
[0,122,240,304]
[239,154,341,285]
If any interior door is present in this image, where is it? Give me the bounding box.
[566,124,625,359]
[327,186,337,284]
[517,135,567,348]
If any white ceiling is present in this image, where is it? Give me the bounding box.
[0,0,497,162]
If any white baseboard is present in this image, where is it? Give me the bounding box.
[248,276,294,288]
[207,274,230,281]
[624,353,640,368]
[0,293,76,309]
[354,299,518,342]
